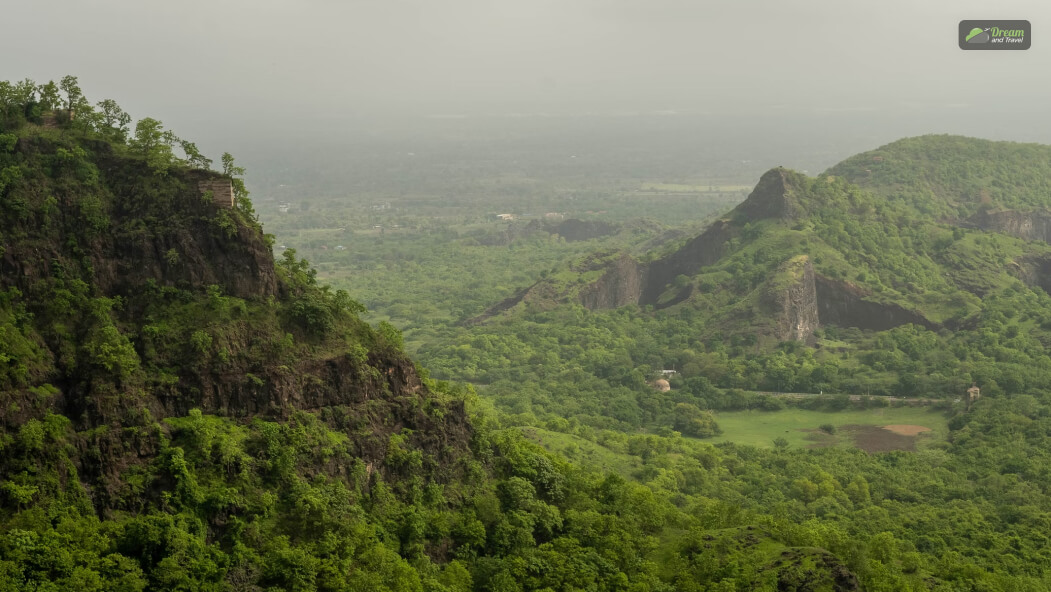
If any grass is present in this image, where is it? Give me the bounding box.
[706,406,951,449]
[518,426,639,475]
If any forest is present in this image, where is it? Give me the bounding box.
[4,77,1051,591]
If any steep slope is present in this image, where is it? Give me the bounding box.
[0,133,472,496]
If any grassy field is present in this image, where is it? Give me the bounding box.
[519,426,641,475]
[519,406,952,480]
[707,406,951,449]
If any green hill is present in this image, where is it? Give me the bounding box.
[1,77,882,591]
[410,135,1051,588]
[826,134,1051,218]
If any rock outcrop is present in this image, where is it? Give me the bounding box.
[966,209,1051,244]
[580,254,647,309]
[550,219,619,242]
[1009,254,1051,294]
[731,167,799,222]
[815,275,938,332]
[772,256,819,342]
[0,132,474,504]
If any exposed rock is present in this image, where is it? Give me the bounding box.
[580,254,647,309]
[731,167,800,222]
[1,162,277,301]
[1010,254,1051,294]
[966,208,1051,243]
[772,256,819,342]
[815,275,937,332]
[549,218,619,242]
[641,219,736,306]
[0,133,473,507]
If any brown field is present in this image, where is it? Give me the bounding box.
[882,424,932,436]
[841,424,932,452]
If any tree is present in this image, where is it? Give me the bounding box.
[12,79,37,106]
[179,140,212,170]
[221,152,245,177]
[96,99,131,141]
[161,130,180,149]
[131,117,174,173]
[37,81,61,112]
[221,152,257,223]
[59,75,82,112]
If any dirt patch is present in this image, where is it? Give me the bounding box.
[800,428,837,449]
[882,424,931,436]
[841,424,919,452]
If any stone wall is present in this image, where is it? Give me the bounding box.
[198,179,234,208]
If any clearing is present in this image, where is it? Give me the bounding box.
[707,407,949,450]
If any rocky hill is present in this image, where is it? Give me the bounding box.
[0,81,873,591]
[0,128,476,509]
[471,163,993,342]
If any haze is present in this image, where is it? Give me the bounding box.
[4,0,1050,180]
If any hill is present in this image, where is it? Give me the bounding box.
[1,77,875,591]
[410,135,1051,589]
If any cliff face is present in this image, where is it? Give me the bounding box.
[815,275,938,332]
[1,145,276,301]
[580,254,647,309]
[968,209,1051,244]
[0,133,473,505]
[1010,254,1051,294]
[731,167,799,222]
[773,257,819,342]
[641,220,736,306]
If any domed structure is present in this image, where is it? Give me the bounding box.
[654,379,671,392]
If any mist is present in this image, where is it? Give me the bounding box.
[4,0,1050,181]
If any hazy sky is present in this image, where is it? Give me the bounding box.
[4,0,1050,159]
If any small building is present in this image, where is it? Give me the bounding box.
[654,379,671,392]
[496,213,514,221]
[967,384,981,409]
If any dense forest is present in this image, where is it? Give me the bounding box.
[5,77,1051,591]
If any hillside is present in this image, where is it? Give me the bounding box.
[1,78,878,591]
[408,135,1051,589]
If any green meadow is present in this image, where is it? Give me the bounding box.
[707,406,951,449]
